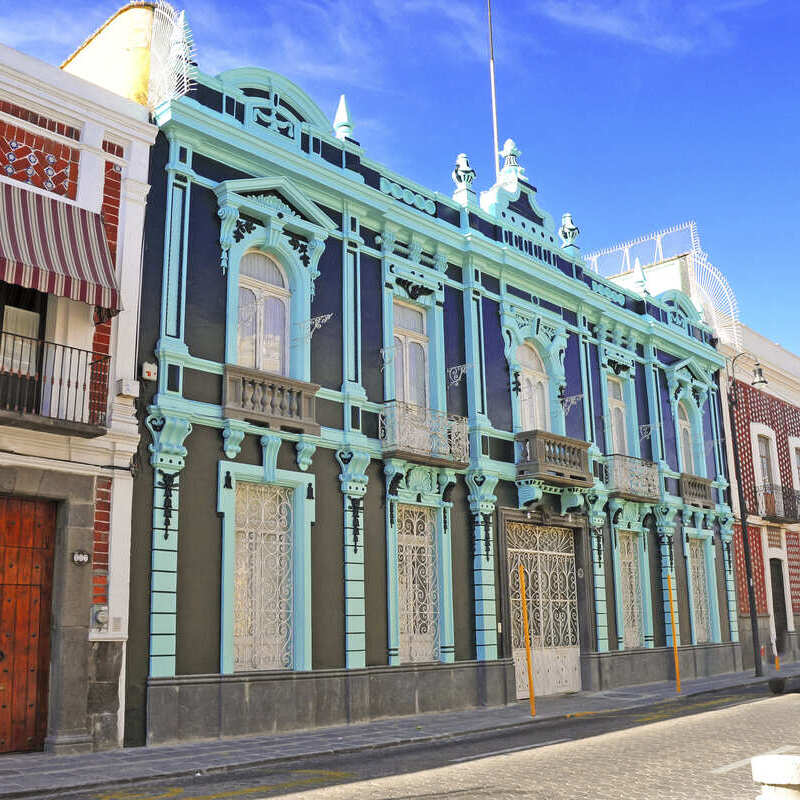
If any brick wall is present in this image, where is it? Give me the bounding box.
[732,379,800,506]
[734,523,768,615]
[786,529,800,614]
[0,119,78,198]
[92,478,112,606]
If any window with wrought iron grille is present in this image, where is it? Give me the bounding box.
[618,530,643,648]
[237,251,290,376]
[233,481,294,671]
[688,538,712,643]
[516,342,549,432]
[396,504,439,663]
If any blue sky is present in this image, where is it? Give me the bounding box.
[5,0,799,352]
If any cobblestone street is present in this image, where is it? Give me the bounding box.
[274,694,800,800]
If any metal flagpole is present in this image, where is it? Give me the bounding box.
[487,0,500,179]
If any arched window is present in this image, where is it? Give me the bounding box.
[678,402,694,475]
[607,376,627,455]
[393,301,428,407]
[237,252,290,376]
[516,343,548,431]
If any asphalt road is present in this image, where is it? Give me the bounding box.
[48,685,800,800]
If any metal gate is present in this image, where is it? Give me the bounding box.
[507,523,579,698]
[689,538,711,644]
[397,504,439,663]
[233,482,293,671]
[618,530,643,649]
[0,497,55,752]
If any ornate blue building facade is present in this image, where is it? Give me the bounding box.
[126,63,741,744]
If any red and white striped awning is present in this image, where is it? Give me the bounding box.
[0,182,121,317]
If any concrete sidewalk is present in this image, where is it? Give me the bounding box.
[3,663,799,798]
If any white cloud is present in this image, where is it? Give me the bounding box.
[534,0,766,54]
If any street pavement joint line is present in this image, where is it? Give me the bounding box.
[448,738,572,763]
[711,745,799,774]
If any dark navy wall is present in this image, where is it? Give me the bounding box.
[588,343,604,451]
[444,286,468,417]
[360,253,383,403]
[311,241,343,390]
[658,370,678,470]
[481,297,512,431]
[564,333,584,440]
[635,364,652,461]
[185,184,227,362]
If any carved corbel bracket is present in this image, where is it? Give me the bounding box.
[222,418,247,460]
[217,203,239,272]
[146,412,192,472]
[336,447,370,497]
[296,438,317,472]
[261,432,282,483]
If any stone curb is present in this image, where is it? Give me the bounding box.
[8,673,800,800]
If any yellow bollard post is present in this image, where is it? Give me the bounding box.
[518,563,536,717]
[776,654,780,671]
[667,572,680,693]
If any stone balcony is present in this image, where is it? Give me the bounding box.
[222,363,320,435]
[679,473,715,509]
[515,429,593,488]
[379,400,469,469]
[597,454,660,503]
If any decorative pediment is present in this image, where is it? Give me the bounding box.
[656,288,709,336]
[500,300,567,378]
[214,177,335,280]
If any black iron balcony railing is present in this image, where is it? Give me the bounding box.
[223,363,320,435]
[0,332,110,435]
[679,473,715,509]
[756,484,800,523]
[379,400,469,468]
[595,453,660,502]
[515,429,593,487]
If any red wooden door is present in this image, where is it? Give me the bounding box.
[0,497,55,753]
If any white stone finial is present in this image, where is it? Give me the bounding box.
[499,138,524,176]
[333,94,353,140]
[452,153,476,190]
[558,212,580,248]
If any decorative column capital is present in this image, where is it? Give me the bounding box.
[145,412,192,472]
[336,447,370,497]
[466,471,499,515]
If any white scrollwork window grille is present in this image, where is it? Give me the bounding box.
[689,538,711,644]
[618,530,644,649]
[234,481,294,670]
[506,523,580,697]
[397,504,439,663]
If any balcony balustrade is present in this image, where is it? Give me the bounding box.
[515,429,593,488]
[0,332,110,436]
[596,454,660,502]
[756,484,800,523]
[679,474,715,509]
[223,363,320,435]
[379,400,469,469]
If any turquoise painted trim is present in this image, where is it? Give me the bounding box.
[437,506,455,663]
[684,528,722,644]
[217,456,315,674]
[590,541,609,652]
[721,532,739,642]
[385,493,400,665]
[643,346,663,462]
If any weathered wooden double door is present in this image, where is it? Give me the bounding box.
[506,522,581,698]
[0,497,55,753]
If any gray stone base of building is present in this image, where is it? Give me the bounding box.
[580,641,744,691]
[146,659,516,745]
